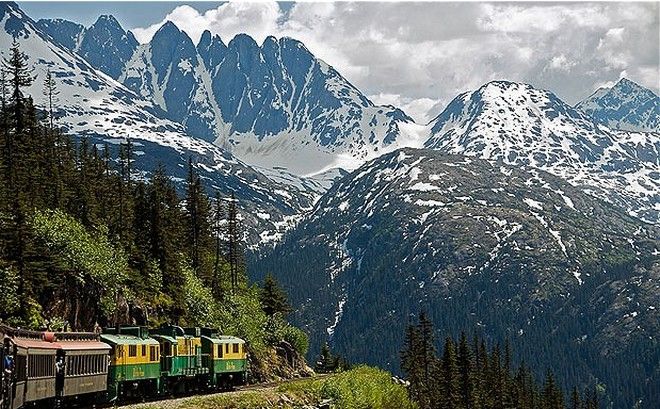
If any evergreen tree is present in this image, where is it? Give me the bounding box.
[211,190,224,298]
[401,322,425,405]
[458,332,477,409]
[184,158,211,282]
[3,40,33,135]
[542,370,564,409]
[570,386,581,409]
[440,336,461,409]
[260,273,292,317]
[42,68,58,129]
[226,192,243,291]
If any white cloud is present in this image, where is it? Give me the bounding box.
[369,93,442,124]
[130,1,659,120]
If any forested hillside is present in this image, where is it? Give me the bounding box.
[251,148,659,408]
[401,314,601,409]
[0,41,307,379]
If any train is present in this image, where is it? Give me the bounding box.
[0,324,247,408]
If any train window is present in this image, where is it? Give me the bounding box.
[233,343,239,353]
[142,345,147,356]
[217,345,223,358]
[129,345,137,357]
[149,346,157,362]
[225,344,229,354]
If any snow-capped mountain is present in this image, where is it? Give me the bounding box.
[120,22,223,143]
[424,80,660,224]
[38,15,424,176]
[252,148,660,407]
[576,78,659,133]
[37,14,138,80]
[0,2,316,246]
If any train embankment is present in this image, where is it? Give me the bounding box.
[122,366,414,409]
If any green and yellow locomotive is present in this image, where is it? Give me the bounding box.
[100,326,161,401]
[0,324,248,408]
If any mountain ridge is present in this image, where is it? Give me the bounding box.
[576,77,660,133]
[423,80,659,224]
[36,14,425,176]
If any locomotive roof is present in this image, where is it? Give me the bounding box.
[202,335,245,344]
[100,333,159,346]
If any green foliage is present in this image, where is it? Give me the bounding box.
[181,261,217,327]
[0,263,19,318]
[138,367,414,409]
[217,286,270,352]
[260,273,292,317]
[30,209,129,317]
[281,324,309,356]
[319,366,416,409]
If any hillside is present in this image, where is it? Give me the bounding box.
[251,148,660,408]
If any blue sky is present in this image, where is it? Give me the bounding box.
[17,2,659,123]
[19,2,224,27]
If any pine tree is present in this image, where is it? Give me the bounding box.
[315,342,336,373]
[441,336,460,409]
[542,370,564,409]
[570,386,581,409]
[42,68,58,129]
[458,332,477,409]
[226,192,243,291]
[401,322,425,405]
[3,41,33,135]
[260,273,292,317]
[418,312,439,409]
[184,159,211,281]
[211,190,224,298]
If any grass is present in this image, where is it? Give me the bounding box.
[133,366,415,409]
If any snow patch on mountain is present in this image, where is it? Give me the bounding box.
[425,80,660,224]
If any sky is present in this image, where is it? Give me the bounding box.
[20,1,660,124]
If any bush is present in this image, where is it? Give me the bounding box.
[319,366,415,409]
[281,324,309,356]
[30,209,129,318]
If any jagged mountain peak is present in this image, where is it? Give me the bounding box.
[154,20,182,37]
[36,10,137,80]
[94,14,121,26]
[576,77,659,133]
[197,29,225,48]
[35,17,85,51]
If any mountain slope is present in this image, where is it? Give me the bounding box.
[40,13,424,176]
[251,148,660,408]
[120,22,225,144]
[576,78,660,133]
[119,24,423,175]
[424,80,660,224]
[1,2,314,246]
